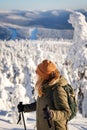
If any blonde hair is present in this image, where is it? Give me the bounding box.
[35,76,44,97]
[35,69,60,97]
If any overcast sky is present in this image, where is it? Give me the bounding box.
[0,0,87,11]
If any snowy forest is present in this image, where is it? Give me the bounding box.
[0,11,87,130]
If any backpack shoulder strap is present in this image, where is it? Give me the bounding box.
[63,84,74,96]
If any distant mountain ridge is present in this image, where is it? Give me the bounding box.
[0,9,87,40]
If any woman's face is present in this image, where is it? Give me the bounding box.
[36,74,41,81]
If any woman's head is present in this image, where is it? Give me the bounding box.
[36,59,60,80]
[35,59,60,97]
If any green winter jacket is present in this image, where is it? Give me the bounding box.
[24,76,71,130]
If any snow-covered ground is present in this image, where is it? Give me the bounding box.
[0,112,87,130]
[0,11,87,130]
[68,113,87,130]
[0,112,36,130]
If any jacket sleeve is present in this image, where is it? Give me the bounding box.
[52,86,71,121]
[24,101,36,112]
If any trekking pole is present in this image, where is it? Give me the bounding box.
[17,102,27,130]
[21,111,27,130]
[17,112,21,124]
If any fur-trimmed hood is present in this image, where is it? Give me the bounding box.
[43,76,68,88]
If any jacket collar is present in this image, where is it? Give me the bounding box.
[42,76,68,89]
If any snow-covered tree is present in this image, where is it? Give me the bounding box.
[65,11,87,117]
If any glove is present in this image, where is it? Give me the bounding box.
[43,105,54,120]
[17,102,24,112]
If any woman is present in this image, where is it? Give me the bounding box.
[17,59,71,130]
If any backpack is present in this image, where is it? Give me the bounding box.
[63,84,77,121]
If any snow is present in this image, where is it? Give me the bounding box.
[0,112,36,130]
[0,11,87,130]
[65,12,87,111]
[29,28,38,40]
[68,11,87,42]
[0,112,87,130]
[68,113,87,130]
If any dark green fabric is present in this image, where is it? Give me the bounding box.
[24,102,36,112]
[63,84,77,120]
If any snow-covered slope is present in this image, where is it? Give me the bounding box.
[0,9,87,40]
